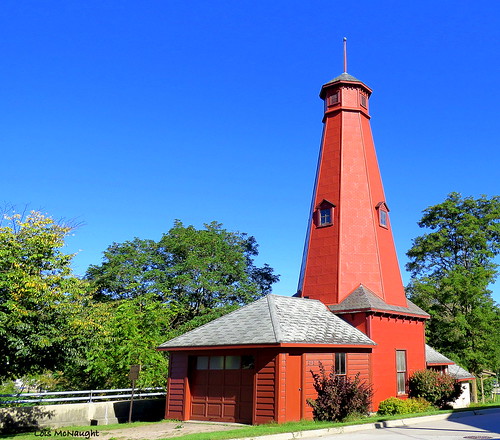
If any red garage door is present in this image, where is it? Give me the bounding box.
[190,355,254,423]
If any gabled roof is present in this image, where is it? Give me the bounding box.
[448,364,475,381]
[158,294,376,350]
[425,344,454,366]
[425,345,475,381]
[328,285,430,319]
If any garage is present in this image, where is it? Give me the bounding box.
[189,355,254,423]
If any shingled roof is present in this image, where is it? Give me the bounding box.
[324,72,363,84]
[158,294,376,350]
[328,285,430,319]
[425,344,474,381]
[425,344,454,365]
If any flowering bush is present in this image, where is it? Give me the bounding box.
[409,369,462,408]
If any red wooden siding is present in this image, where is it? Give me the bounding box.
[254,352,277,424]
[303,351,371,420]
[166,352,189,420]
[369,315,426,409]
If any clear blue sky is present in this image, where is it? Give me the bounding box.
[1,1,499,303]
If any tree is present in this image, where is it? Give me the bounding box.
[86,220,279,324]
[0,211,93,379]
[73,294,175,389]
[406,193,500,374]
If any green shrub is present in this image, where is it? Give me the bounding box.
[409,369,462,408]
[306,362,373,421]
[377,396,433,415]
[377,397,406,415]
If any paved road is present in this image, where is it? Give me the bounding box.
[308,411,500,440]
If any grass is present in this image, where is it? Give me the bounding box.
[1,403,499,440]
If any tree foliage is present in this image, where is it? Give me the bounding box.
[0,211,93,379]
[406,193,500,373]
[74,294,175,389]
[86,220,279,324]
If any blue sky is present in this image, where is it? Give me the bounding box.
[1,0,499,303]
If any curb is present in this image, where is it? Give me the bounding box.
[230,408,500,440]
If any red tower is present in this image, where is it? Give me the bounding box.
[297,63,429,407]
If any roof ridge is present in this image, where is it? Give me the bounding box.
[267,294,283,343]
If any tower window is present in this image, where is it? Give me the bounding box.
[360,93,367,108]
[396,350,407,394]
[376,202,390,229]
[314,199,335,228]
[379,209,388,227]
[320,208,331,225]
[328,92,339,106]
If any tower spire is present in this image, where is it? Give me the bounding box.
[343,37,347,73]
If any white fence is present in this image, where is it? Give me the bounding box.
[0,387,166,405]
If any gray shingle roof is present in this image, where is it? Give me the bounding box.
[425,345,474,381]
[448,364,475,381]
[324,73,363,84]
[158,294,376,349]
[425,344,454,365]
[328,285,430,318]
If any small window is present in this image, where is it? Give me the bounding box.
[210,356,224,370]
[225,356,240,370]
[315,199,335,228]
[242,355,255,370]
[328,92,339,106]
[379,209,388,227]
[320,208,331,225]
[196,356,209,370]
[376,202,389,229]
[360,94,367,108]
[335,353,346,375]
[396,350,407,394]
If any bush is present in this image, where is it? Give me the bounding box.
[409,369,462,408]
[378,396,433,415]
[307,362,373,421]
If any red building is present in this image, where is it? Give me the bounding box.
[159,67,430,423]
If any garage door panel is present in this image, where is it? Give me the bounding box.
[207,403,222,417]
[191,403,206,417]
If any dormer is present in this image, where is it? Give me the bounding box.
[375,201,390,228]
[313,199,335,228]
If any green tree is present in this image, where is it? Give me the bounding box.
[74,294,175,389]
[87,220,279,324]
[406,193,500,374]
[0,211,93,380]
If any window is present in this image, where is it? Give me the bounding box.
[335,353,346,376]
[328,92,339,106]
[360,93,367,108]
[379,209,388,227]
[242,355,255,370]
[197,356,209,370]
[320,208,331,225]
[396,350,407,394]
[376,202,389,228]
[210,356,224,370]
[314,199,335,228]
[195,355,254,370]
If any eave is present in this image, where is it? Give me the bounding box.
[157,342,376,352]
